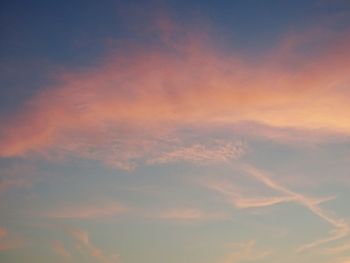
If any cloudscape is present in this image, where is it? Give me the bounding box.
[1,1,350,262]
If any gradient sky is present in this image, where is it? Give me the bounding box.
[1,1,350,262]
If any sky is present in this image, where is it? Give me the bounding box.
[1,0,350,262]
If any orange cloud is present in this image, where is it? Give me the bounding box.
[1,23,350,167]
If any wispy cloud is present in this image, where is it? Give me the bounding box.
[41,200,227,224]
[325,242,350,255]
[205,179,298,209]
[147,141,244,165]
[44,202,128,220]
[147,207,228,222]
[219,240,271,263]
[0,227,23,252]
[205,163,349,252]
[53,240,71,260]
[0,22,350,168]
[70,228,119,263]
[240,164,349,252]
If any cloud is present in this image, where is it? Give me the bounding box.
[40,198,227,224]
[44,202,128,219]
[0,227,22,252]
[240,164,349,252]
[0,22,350,168]
[205,179,297,209]
[325,242,350,255]
[205,175,336,209]
[204,164,349,252]
[0,228,7,239]
[70,228,119,263]
[53,240,71,260]
[219,240,271,263]
[147,141,244,165]
[148,207,228,222]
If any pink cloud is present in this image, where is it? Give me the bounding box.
[0,21,350,168]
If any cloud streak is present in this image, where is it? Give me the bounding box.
[241,164,349,252]
[205,164,349,252]
[148,207,228,222]
[44,202,128,220]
